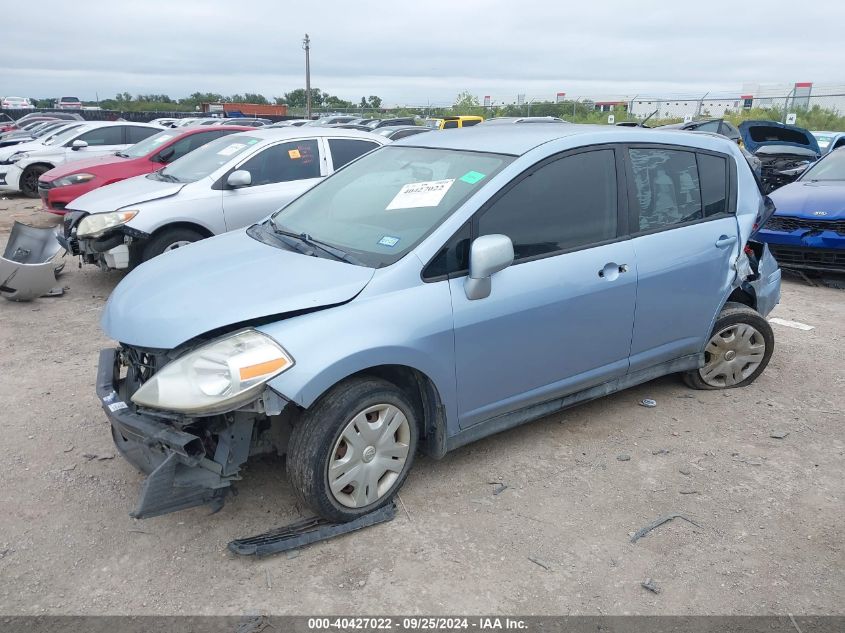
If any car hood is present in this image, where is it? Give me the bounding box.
[66,173,185,213]
[101,229,376,349]
[738,120,821,156]
[768,180,845,220]
[0,139,50,162]
[42,153,132,181]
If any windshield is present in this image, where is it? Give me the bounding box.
[813,135,832,150]
[800,150,845,181]
[45,124,86,146]
[155,134,259,182]
[123,130,177,158]
[269,146,514,268]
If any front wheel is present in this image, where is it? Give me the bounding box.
[287,377,419,523]
[20,164,50,198]
[141,227,205,263]
[683,303,774,390]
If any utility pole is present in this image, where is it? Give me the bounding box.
[303,34,312,119]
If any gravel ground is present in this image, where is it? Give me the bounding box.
[0,195,842,616]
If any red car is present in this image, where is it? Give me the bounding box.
[38,126,249,214]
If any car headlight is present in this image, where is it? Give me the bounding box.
[130,330,294,414]
[5,152,28,164]
[53,172,95,187]
[76,210,139,238]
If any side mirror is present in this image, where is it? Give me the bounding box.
[227,170,251,188]
[155,147,175,163]
[464,234,514,300]
[71,139,88,151]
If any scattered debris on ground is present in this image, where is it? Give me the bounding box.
[630,513,703,544]
[641,578,661,594]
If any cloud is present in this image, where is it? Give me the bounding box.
[2,0,842,105]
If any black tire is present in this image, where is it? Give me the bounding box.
[682,302,774,390]
[20,164,50,198]
[141,227,205,263]
[287,376,419,523]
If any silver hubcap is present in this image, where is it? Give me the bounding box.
[699,323,766,387]
[163,240,192,252]
[328,404,411,508]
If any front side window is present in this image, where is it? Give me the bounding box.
[75,126,124,146]
[238,139,320,186]
[328,138,380,170]
[629,148,701,231]
[478,149,618,261]
[270,146,513,268]
[443,120,459,129]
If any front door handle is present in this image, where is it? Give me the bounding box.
[598,263,629,279]
[715,235,737,248]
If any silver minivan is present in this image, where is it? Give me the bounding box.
[96,124,781,522]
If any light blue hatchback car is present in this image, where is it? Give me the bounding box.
[96,124,782,522]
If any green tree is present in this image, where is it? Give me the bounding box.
[368,95,382,109]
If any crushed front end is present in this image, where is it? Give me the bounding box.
[60,210,149,270]
[96,343,294,519]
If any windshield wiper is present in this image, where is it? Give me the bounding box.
[115,151,130,158]
[156,172,181,183]
[269,222,364,265]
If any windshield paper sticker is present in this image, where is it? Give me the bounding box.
[386,179,455,210]
[460,171,486,184]
[216,143,246,156]
[378,235,400,247]
[288,149,301,159]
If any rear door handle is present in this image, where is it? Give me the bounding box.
[715,235,737,248]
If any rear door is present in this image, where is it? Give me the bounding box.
[625,145,738,372]
[220,138,324,231]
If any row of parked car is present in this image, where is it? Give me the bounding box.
[0,110,842,279]
[1,96,83,109]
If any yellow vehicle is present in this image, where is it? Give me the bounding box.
[423,115,484,130]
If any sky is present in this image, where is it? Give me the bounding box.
[2,0,844,107]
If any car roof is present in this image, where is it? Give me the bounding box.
[377,125,425,131]
[226,127,387,141]
[394,123,735,156]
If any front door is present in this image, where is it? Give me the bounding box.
[624,146,739,371]
[222,138,325,231]
[449,147,638,428]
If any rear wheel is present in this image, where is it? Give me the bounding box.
[683,303,774,390]
[141,227,205,263]
[287,377,418,523]
[20,164,50,198]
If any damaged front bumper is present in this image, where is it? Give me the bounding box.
[61,210,149,271]
[96,348,264,518]
[0,221,65,301]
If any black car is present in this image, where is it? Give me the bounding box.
[372,125,431,140]
[365,117,417,129]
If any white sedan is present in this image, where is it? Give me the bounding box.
[66,127,389,270]
[0,121,160,197]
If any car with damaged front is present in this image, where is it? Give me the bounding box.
[62,128,388,270]
[756,147,845,272]
[96,125,781,522]
[738,120,821,193]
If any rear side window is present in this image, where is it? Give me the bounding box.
[238,139,320,186]
[692,120,721,133]
[461,119,481,127]
[698,154,728,217]
[478,149,618,261]
[442,120,459,129]
[328,139,380,170]
[126,126,158,144]
[628,148,702,231]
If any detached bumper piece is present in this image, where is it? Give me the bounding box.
[97,348,242,519]
[228,501,397,557]
[0,221,65,301]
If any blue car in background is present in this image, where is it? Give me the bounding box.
[758,148,845,273]
[811,131,845,155]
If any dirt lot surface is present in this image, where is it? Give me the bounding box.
[0,195,842,616]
